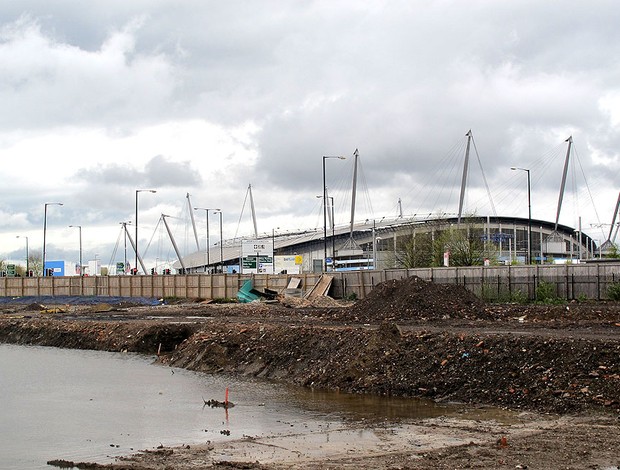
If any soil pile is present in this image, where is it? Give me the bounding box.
[349,275,486,322]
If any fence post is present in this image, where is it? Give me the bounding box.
[497,275,501,299]
[596,264,601,301]
[533,274,537,301]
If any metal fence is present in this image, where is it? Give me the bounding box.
[329,263,620,301]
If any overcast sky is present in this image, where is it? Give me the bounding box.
[1,1,619,269]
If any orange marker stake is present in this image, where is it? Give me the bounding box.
[225,387,229,406]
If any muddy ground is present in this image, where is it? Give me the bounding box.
[1,276,620,469]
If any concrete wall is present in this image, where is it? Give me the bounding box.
[1,263,620,301]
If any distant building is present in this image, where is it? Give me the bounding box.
[175,215,597,274]
[44,260,78,277]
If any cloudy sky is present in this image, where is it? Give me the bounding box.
[1,1,619,270]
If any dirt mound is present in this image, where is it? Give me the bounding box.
[349,276,486,322]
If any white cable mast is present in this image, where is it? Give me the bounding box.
[555,136,573,231]
[249,184,258,238]
[162,214,187,272]
[186,193,201,251]
[457,130,472,224]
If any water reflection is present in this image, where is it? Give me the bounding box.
[0,343,513,470]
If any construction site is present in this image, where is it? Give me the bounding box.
[1,273,620,469]
[1,136,620,469]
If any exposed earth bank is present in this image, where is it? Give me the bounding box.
[2,276,620,469]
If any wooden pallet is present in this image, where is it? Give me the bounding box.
[304,274,333,298]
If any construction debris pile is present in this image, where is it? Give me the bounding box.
[343,275,486,322]
[1,276,619,417]
[3,275,620,470]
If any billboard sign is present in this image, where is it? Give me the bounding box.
[241,240,274,274]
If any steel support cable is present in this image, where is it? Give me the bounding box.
[573,146,605,239]
[108,227,124,269]
[390,137,465,217]
[142,216,162,263]
[409,138,467,216]
[234,186,251,241]
[470,134,497,217]
[356,157,375,221]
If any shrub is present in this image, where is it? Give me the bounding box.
[536,280,559,303]
[607,282,620,301]
[509,289,529,304]
[345,292,358,301]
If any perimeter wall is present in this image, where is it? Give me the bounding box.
[1,263,620,301]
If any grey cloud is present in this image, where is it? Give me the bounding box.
[144,155,202,186]
[2,0,620,252]
[75,155,201,188]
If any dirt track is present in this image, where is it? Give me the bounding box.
[2,276,620,468]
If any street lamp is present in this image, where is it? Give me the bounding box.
[317,195,337,268]
[68,225,82,276]
[213,210,224,273]
[194,207,220,273]
[135,189,156,274]
[328,196,335,265]
[43,202,63,276]
[16,236,29,275]
[322,155,345,270]
[272,226,280,273]
[120,221,131,274]
[511,167,532,264]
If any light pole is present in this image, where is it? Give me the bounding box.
[68,225,82,276]
[329,196,335,265]
[213,210,223,273]
[120,221,131,274]
[135,189,156,274]
[322,155,345,270]
[194,207,220,273]
[272,226,279,273]
[511,167,532,264]
[16,236,29,275]
[317,194,337,269]
[43,202,63,276]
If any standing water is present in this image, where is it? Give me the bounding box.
[0,344,500,469]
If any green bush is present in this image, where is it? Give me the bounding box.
[509,289,529,304]
[607,282,620,301]
[345,292,358,301]
[536,280,559,303]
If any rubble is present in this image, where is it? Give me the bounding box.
[345,275,487,322]
[2,276,620,469]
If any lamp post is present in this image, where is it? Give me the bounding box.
[120,221,131,274]
[68,225,82,276]
[272,226,280,274]
[16,236,29,275]
[194,207,220,273]
[317,194,337,269]
[322,155,345,271]
[511,167,532,264]
[43,202,63,276]
[135,189,156,274]
[213,210,223,273]
[329,196,335,265]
